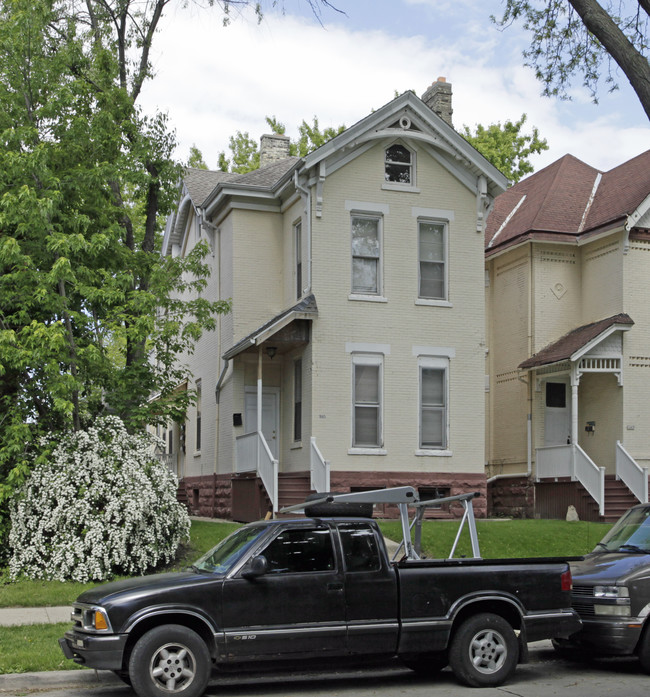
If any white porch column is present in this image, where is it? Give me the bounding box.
[571,365,579,480]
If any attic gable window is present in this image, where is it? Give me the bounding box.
[385,144,412,184]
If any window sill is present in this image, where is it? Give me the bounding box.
[382,183,420,193]
[415,449,452,457]
[415,299,452,308]
[348,447,387,455]
[193,451,202,458]
[348,294,388,303]
[290,441,302,450]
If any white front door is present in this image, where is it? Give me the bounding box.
[244,388,279,459]
[544,381,571,446]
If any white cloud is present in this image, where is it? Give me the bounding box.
[138,5,649,175]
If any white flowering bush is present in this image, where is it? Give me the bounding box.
[9,416,191,582]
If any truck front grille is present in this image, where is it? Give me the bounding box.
[571,585,595,617]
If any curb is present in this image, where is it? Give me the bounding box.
[0,669,121,692]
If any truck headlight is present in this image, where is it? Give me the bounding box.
[593,585,630,616]
[594,586,629,599]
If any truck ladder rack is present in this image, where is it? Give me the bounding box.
[280,486,482,561]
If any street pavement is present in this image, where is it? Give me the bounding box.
[2,641,650,697]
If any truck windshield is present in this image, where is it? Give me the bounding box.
[595,506,650,553]
[194,525,267,573]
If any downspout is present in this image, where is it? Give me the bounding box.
[294,170,312,293]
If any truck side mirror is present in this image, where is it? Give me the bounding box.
[241,555,269,579]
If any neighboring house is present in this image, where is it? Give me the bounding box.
[160,79,508,522]
[485,150,650,521]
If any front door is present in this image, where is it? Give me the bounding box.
[221,525,347,660]
[544,381,571,446]
[244,388,279,459]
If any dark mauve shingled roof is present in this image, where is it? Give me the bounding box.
[486,150,650,253]
[519,314,634,370]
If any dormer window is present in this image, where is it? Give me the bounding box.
[385,144,412,184]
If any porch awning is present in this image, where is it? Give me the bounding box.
[223,294,318,360]
[518,313,634,370]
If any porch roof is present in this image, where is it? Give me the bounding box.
[223,294,318,360]
[518,313,634,370]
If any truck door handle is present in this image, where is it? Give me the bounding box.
[327,582,343,592]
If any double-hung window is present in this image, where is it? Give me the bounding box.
[419,359,447,450]
[351,215,381,295]
[195,379,202,452]
[293,359,302,442]
[294,221,302,299]
[352,354,383,448]
[418,220,447,300]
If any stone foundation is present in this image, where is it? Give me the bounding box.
[487,477,535,518]
[178,474,232,518]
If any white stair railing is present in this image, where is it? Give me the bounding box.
[236,431,279,513]
[535,444,573,480]
[616,441,648,504]
[574,444,605,516]
[310,437,330,493]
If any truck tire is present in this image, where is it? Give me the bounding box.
[304,492,374,518]
[401,651,448,675]
[128,624,211,697]
[448,613,518,687]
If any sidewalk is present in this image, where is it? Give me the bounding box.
[0,606,71,626]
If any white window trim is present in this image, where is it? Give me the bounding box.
[350,213,383,297]
[416,355,451,455]
[350,352,384,452]
[417,217,449,302]
[383,141,417,190]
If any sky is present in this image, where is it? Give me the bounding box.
[138,0,650,176]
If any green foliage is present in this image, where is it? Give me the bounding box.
[0,0,230,560]
[217,115,346,173]
[0,623,84,674]
[9,417,191,582]
[188,144,209,169]
[461,114,549,183]
[493,0,650,119]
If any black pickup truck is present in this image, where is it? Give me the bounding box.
[59,487,581,697]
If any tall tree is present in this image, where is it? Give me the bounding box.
[0,0,339,557]
[462,114,549,183]
[493,1,650,120]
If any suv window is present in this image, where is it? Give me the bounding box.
[263,528,335,574]
[338,523,381,572]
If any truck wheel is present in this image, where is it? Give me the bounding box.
[448,613,518,687]
[128,624,211,697]
[402,651,448,675]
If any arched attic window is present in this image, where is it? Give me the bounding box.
[385,143,413,184]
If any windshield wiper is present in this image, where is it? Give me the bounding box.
[595,542,610,551]
[618,544,650,554]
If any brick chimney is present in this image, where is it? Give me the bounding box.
[421,77,453,128]
[259,133,291,167]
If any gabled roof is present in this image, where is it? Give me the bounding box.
[518,314,634,370]
[184,168,236,207]
[486,150,650,255]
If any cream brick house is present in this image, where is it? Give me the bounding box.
[161,81,507,521]
[485,150,650,521]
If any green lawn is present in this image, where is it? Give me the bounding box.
[378,518,611,559]
[0,623,84,674]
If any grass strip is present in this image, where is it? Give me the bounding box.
[0,622,84,674]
